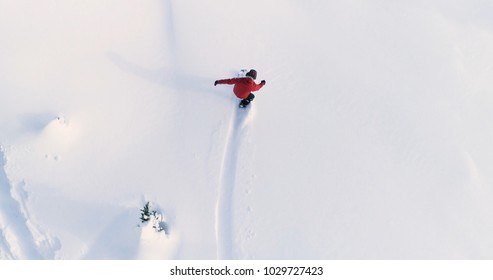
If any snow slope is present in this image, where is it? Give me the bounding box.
[1,0,493,259]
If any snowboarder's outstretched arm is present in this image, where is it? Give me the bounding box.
[214,78,266,88]
[214,78,238,86]
[251,80,266,91]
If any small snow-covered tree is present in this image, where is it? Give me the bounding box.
[140,201,155,223]
[139,201,169,235]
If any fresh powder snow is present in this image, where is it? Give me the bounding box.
[1,0,493,260]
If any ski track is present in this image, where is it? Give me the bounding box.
[0,148,43,259]
[215,105,252,259]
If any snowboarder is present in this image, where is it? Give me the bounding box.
[214,69,266,108]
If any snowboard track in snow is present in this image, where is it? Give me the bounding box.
[215,105,252,259]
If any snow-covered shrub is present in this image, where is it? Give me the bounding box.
[139,201,169,235]
[140,201,154,223]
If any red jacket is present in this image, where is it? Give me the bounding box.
[216,77,264,99]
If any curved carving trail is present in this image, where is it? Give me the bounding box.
[215,105,253,259]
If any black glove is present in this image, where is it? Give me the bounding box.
[261,80,266,85]
[214,80,219,86]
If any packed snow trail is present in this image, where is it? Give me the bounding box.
[215,105,254,259]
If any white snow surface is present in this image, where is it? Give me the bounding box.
[1,0,493,259]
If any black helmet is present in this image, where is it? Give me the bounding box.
[246,69,257,80]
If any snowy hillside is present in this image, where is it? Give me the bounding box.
[1,0,493,259]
